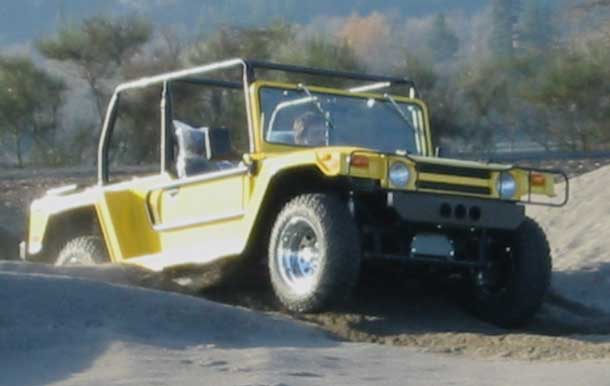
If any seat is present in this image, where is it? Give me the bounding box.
[174,121,213,178]
[174,122,239,177]
[206,127,233,160]
[206,127,239,169]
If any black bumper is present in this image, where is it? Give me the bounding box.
[390,192,525,230]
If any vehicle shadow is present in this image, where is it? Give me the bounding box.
[547,263,610,329]
[199,261,610,345]
[0,265,339,386]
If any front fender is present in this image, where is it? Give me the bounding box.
[27,187,101,256]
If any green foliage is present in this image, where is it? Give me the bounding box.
[0,56,65,167]
[426,14,459,62]
[37,15,152,124]
[489,0,516,59]
[110,87,163,166]
[276,37,365,87]
[399,55,438,92]
[7,5,609,166]
[280,38,363,72]
[37,15,151,67]
[190,22,294,64]
[518,0,553,53]
[523,50,610,150]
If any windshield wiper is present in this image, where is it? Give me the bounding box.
[383,93,413,128]
[383,93,421,154]
[298,83,335,145]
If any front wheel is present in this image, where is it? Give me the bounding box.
[55,236,109,267]
[465,217,552,328]
[268,193,361,313]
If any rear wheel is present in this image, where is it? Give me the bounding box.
[55,236,109,267]
[268,193,361,313]
[465,217,552,328]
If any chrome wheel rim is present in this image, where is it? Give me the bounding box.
[276,216,322,296]
[59,252,87,266]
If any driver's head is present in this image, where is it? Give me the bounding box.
[293,112,327,146]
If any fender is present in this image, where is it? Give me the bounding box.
[27,186,103,256]
[238,147,379,252]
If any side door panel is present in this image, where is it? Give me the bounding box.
[142,167,248,269]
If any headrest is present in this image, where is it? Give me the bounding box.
[174,121,210,178]
[174,120,207,158]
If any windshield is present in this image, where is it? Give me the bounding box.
[259,86,426,155]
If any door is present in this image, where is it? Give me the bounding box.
[144,166,248,270]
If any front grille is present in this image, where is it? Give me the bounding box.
[416,163,491,179]
[416,181,491,195]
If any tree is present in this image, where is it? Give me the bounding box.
[523,51,610,151]
[518,0,553,53]
[426,13,459,62]
[336,12,392,65]
[0,56,65,167]
[489,0,517,59]
[576,0,610,9]
[455,58,527,152]
[285,38,364,72]
[189,22,294,64]
[37,15,152,127]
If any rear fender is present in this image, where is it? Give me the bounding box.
[27,188,103,259]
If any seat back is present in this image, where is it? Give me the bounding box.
[174,120,211,178]
[206,127,234,160]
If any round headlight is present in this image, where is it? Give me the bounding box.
[389,162,411,188]
[496,172,517,199]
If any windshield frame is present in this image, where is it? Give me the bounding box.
[252,81,432,156]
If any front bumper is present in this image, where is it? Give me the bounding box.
[389,191,525,230]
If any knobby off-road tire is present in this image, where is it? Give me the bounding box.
[55,236,109,267]
[268,193,361,313]
[467,217,552,328]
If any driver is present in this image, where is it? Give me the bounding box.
[293,112,327,146]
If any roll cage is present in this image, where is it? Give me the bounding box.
[97,58,418,184]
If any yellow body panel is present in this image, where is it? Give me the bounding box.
[97,189,161,261]
[28,187,100,255]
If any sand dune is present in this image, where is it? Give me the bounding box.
[1,262,610,386]
[529,164,610,314]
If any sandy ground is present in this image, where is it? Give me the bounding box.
[528,165,610,316]
[1,262,610,386]
[2,161,610,384]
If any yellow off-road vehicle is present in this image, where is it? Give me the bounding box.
[21,59,568,327]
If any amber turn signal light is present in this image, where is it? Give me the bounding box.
[530,173,547,187]
[350,155,370,168]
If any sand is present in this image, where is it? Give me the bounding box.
[1,262,609,386]
[529,164,610,315]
